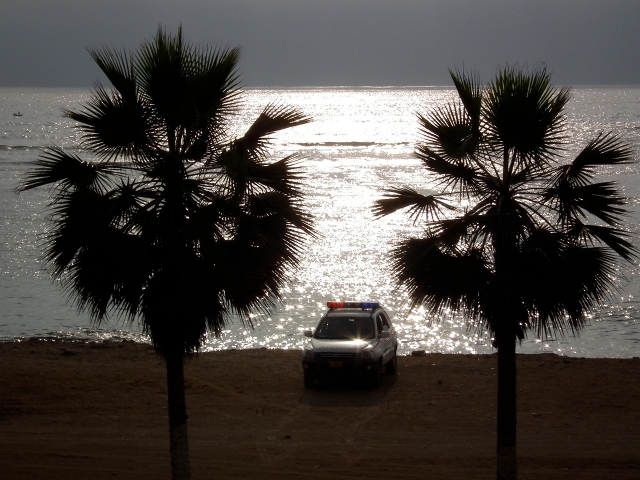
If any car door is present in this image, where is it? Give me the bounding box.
[381,312,397,359]
[376,311,394,364]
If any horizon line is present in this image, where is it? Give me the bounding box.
[1,83,639,89]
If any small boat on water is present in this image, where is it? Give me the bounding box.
[13,112,22,117]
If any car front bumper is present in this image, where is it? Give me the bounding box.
[302,357,378,379]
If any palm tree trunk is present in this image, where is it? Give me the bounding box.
[496,331,517,480]
[166,349,191,480]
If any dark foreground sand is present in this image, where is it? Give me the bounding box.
[1,340,639,479]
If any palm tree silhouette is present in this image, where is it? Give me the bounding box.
[374,65,635,480]
[20,26,314,480]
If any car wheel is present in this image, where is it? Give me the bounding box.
[304,371,315,388]
[385,350,398,375]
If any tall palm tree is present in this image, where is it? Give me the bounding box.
[374,65,635,480]
[20,26,314,480]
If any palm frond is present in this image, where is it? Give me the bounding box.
[547,179,628,226]
[433,208,497,250]
[135,25,190,134]
[417,102,477,160]
[511,230,574,337]
[105,180,151,233]
[236,104,312,158]
[248,154,306,197]
[561,133,634,185]
[65,84,151,160]
[19,146,117,193]
[213,215,300,320]
[248,191,316,236]
[544,134,633,226]
[518,236,618,336]
[449,67,482,130]
[63,229,146,324]
[43,187,114,276]
[484,64,570,163]
[568,221,636,262]
[87,46,137,100]
[136,25,242,153]
[415,145,481,192]
[210,147,252,199]
[373,187,455,221]
[183,44,242,148]
[392,236,491,316]
[213,145,309,201]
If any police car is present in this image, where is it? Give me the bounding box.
[301,301,398,388]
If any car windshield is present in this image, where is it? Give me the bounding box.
[314,316,375,340]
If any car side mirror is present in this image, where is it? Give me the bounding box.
[379,331,390,338]
[304,329,314,337]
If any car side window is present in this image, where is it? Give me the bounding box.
[380,312,390,330]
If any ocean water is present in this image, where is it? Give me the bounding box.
[1,86,640,358]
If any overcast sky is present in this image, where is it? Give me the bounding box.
[1,0,638,87]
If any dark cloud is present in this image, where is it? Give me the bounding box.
[1,0,638,87]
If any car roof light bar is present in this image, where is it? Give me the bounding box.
[326,301,380,309]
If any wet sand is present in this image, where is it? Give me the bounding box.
[1,340,639,479]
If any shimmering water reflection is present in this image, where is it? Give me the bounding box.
[2,87,640,358]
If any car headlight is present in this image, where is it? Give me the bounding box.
[303,344,315,360]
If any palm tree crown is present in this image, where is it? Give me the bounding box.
[375,65,634,341]
[21,26,314,355]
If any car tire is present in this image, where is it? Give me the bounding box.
[385,350,398,375]
[304,371,315,388]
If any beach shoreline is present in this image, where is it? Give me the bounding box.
[1,340,639,479]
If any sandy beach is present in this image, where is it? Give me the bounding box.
[1,340,639,479]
